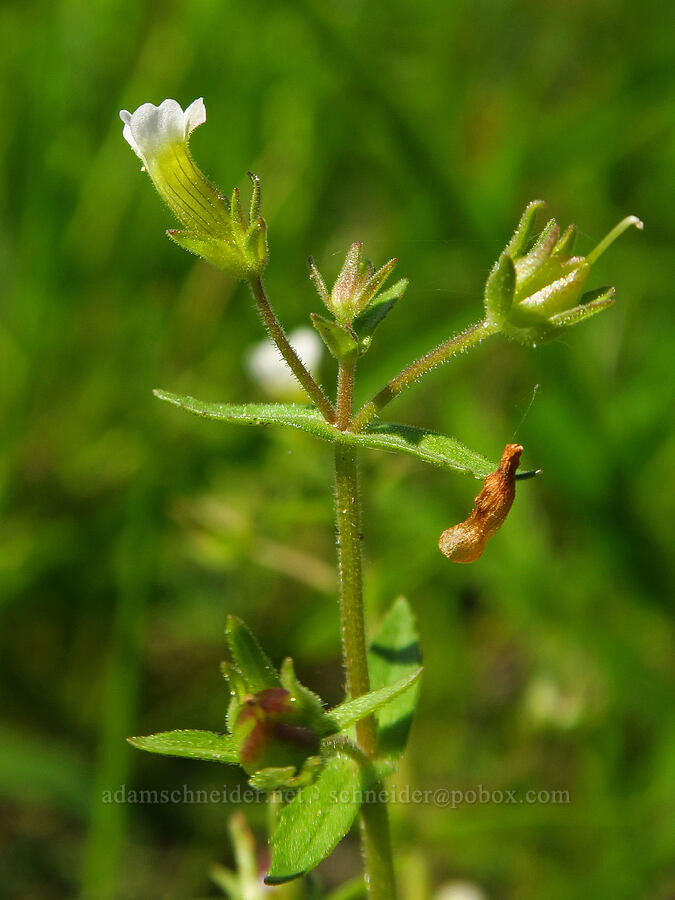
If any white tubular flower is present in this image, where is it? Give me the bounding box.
[119,98,231,239]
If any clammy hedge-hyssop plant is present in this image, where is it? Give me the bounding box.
[119,98,642,899]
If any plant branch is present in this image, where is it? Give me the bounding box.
[352,319,500,431]
[249,275,336,423]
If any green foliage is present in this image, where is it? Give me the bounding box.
[127,730,238,763]
[352,277,408,352]
[322,667,422,736]
[310,314,359,363]
[485,201,642,344]
[368,598,422,757]
[226,615,281,693]
[154,390,505,477]
[128,615,418,800]
[266,748,370,884]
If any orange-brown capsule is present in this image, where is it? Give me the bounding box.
[439,444,523,563]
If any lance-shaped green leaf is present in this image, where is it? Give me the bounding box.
[310,313,358,363]
[226,616,281,693]
[368,597,422,757]
[155,390,541,479]
[352,277,408,352]
[320,667,423,735]
[265,748,369,884]
[127,729,238,763]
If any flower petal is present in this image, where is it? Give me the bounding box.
[184,97,206,135]
[119,98,205,163]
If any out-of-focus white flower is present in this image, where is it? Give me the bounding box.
[524,675,583,730]
[246,327,322,401]
[119,98,231,239]
[434,881,488,900]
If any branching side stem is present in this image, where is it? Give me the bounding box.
[352,319,500,431]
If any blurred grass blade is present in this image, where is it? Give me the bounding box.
[127,730,238,763]
[154,390,506,478]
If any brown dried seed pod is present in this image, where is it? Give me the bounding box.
[439,444,523,563]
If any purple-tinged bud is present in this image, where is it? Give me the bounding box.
[233,688,320,775]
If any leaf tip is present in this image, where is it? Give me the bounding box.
[264,873,303,886]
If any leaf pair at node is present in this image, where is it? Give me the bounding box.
[128,609,421,794]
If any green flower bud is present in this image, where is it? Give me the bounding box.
[233,688,320,776]
[120,99,267,279]
[310,243,398,324]
[484,202,643,345]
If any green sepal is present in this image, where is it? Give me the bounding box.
[166,230,250,279]
[308,256,330,307]
[514,218,560,286]
[248,172,261,221]
[226,615,281,693]
[310,313,358,363]
[515,261,591,321]
[220,661,247,699]
[220,661,247,733]
[247,766,296,792]
[368,597,422,757]
[127,729,239,763]
[484,252,515,324]
[355,257,398,311]
[553,223,577,256]
[548,286,615,329]
[505,199,546,258]
[320,667,423,736]
[230,186,246,234]
[280,657,326,728]
[266,745,372,884]
[242,217,268,272]
[248,755,323,792]
[352,278,408,352]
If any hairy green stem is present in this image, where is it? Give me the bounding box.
[249,275,336,423]
[334,364,397,897]
[352,319,500,431]
[336,360,356,431]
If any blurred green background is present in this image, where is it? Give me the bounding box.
[1,0,674,898]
